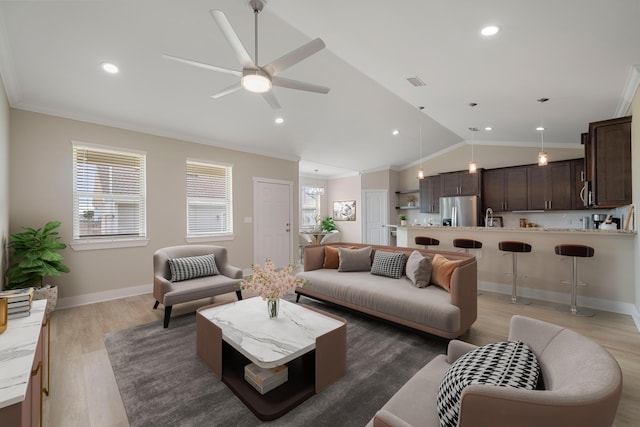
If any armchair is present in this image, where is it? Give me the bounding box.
[153,245,243,327]
[369,315,622,427]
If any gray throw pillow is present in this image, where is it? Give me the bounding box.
[168,254,219,282]
[371,251,406,279]
[338,246,372,272]
[406,250,432,288]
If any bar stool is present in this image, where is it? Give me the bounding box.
[453,238,483,253]
[498,240,532,305]
[455,238,483,295]
[554,244,595,317]
[415,236,440,248]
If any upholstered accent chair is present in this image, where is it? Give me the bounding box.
[368,315,623,427]
[153,245,243,327]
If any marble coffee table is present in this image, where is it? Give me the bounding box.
[196,297,346,421]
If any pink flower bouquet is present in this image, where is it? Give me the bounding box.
[241,259,306,300]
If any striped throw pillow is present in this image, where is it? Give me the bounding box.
[168,254,219,282]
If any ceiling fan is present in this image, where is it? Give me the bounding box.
[163,0,330,109]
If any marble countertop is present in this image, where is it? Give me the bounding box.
[0,299,46,409]
[198,297,344,369]
[394,225,636,235]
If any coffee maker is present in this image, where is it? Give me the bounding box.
[592,213,606,229]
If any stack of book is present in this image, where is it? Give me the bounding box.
[244,363,288,395]
[0,287,35,319]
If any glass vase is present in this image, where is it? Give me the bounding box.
[267,298,279,319]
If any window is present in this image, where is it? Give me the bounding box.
[301,186,321,228]
[72,143,146,243]
[186,160,233,237]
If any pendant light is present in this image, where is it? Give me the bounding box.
[468,102,478,173]
[537,98,549,166]
[417,106,425,180]
[309,169,324,195]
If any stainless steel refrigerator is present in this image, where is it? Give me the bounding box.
[439,196,479,227]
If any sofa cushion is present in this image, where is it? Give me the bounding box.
[437,341,540,427]
[371,250,406,279]
[406,251,432,288]
[323,246,340,269]
[431,254,462,292]
[168,254,219,282]
[338,246,372,272]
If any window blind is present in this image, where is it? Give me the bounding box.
[72,144,146,240]
[186,160,233,235]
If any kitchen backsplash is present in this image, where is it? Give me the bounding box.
[404,206,635,230]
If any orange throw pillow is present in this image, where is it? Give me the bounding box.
[431,254,462,292]
[323,246,340,269]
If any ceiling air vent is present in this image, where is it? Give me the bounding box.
[407,76,426,87]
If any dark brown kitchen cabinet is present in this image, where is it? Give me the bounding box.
[482,166,528,212]
[587,116,632,207]
[527,161,572,210]
[440,171,480,196]
[419,175,441,213]
[571,158,586,210]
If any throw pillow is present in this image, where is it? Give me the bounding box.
[406,250,432,288]
[437,341,540,427]
[338,246,372,272]
[431,254,462,292]
[323,246,340,269]
[168,254,219,282]
[371,251,406,279]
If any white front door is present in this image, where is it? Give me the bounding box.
[254,178,293,267]
[363,190,388,245]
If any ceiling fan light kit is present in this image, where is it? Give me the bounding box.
[241,69,272,93]
[162,0,329,109]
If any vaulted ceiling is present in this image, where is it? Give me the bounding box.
[1,0,638,178]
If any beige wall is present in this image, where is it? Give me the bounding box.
[328,174,361,242]
[0,79,9,289]
[9,109,298,302]
[398,144,585,186]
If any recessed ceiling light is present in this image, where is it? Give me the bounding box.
[101,62,119,74]
[274,117,284,124]
[481,25,500,36]
[392,129,399,136]
[536,126,545,131]
[485,126,493,131]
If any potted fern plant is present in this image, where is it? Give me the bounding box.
[320,216,337,232]
[5,221,70,315]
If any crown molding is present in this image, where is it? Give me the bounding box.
[615,64,640,117]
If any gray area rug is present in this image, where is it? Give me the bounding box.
[104,297,448,427]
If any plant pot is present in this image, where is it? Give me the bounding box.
[33,284,58,316]
[400,220,407,226]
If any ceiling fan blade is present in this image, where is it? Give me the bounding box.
[262,91,282,110]
[272,76,330,94]
[211,82,243,99]
[162,54,242,77]
[264,38,326,76]
[210,9,255,69]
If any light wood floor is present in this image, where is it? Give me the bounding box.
[42,291,640,427]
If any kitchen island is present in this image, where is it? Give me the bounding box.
[396,226,636,315]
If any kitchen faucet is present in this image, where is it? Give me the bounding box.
[485,208,494,227]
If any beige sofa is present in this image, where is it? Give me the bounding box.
[368,315,623,427]
[295,243,477,339]
[153,245,243,328]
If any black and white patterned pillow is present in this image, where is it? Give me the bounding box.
[437,341,540,427]
[168,254,219,282]
[370,251,406,279]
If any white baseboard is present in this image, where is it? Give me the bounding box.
[56,279,640,333]
[56,283,152,310]
[479,280,640,318]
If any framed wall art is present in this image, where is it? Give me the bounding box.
[333,200,356,221]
